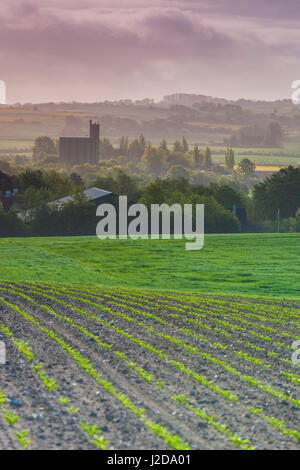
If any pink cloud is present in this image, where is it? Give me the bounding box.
[0,0,299,102]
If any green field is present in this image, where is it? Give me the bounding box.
[212,154,300,167]
[1,233,300,299]
[1,233,300,450]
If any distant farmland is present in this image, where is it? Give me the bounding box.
[0,106,300,167]
[0,280,299,449]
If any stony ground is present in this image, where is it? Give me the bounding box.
[0,281,299,450]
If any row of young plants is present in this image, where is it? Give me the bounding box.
[49,290,300,406]
[152,296,297,358]
[60,286,299,371]
[0,294,191,450]
[15,281,300,341]
[10,285,231,355]
[65,282,295,323]
[163,292,300,323]
[58,397,110,450]
[0,320,32,448]
[12,285,272,398]
[27,283,300,392]
[0,387,31,450]
[172,394,256,450]
[24,281,300,327]
[121,288,299,349]
[3,284,300,447]
[121,286,299,330]
[0,289,269,450]
[247,406,300,443]
[0,286,241,403]
[10,283,300,408]
[14,284,274,360]
[0,318,110,449]
[3,286,160,386]
[89,285,296,333]
[82,286,299,383]
[33,281,299,371]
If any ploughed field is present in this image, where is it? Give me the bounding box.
[0,281,299,450]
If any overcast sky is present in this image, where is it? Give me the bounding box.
[1,0,300,103]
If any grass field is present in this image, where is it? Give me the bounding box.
[0,233,300,299]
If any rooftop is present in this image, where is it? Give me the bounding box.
[52,187,112,209]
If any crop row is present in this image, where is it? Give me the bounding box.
[0,386,31,450]
[0,294,192,450]
[0,319,110,449]
[19,283,300,401]
[21,281,298,368]
[0,291,269,449]
[1,284,299,446]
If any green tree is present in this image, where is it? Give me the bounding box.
[173,140,183,153]
[0,202,26,237]
[116,170,139,200]
[236,158,256,178]
[159,139,169,154]
[141,146,164,176]
[70,172,84,187]
[253,165,300,219]
[93,172,139,201]
[289,208,300,232]
[38,154,60,167]
[204,147,212,169]
[33,136,56,161]
[182,136,189,153]
[166,151,190,169]
[264,122,284,147]
[128,139,142,159]
[139,180,167,207]
[100,138,115,158]
[138,135,146,155]
[15,169,45,192]
[43,170,75,198]
[0,159,13,174]
[225,148,235,171]
[119,136,129,156]
[167,165,190,182]
[213,184,243,208]
[193,145,202,167]
[32,190,95,237]
[187,194,241,233]
[22,186,51,222]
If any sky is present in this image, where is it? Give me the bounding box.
[1,0,300,103]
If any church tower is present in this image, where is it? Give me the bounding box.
[89,120,100,164]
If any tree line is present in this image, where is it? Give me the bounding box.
[25,134,258,183]
[3,164,300,237]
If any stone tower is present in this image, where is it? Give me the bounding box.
[89,120,100,165]
[59,120,100,165]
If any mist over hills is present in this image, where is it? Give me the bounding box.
[4,92,293,111]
